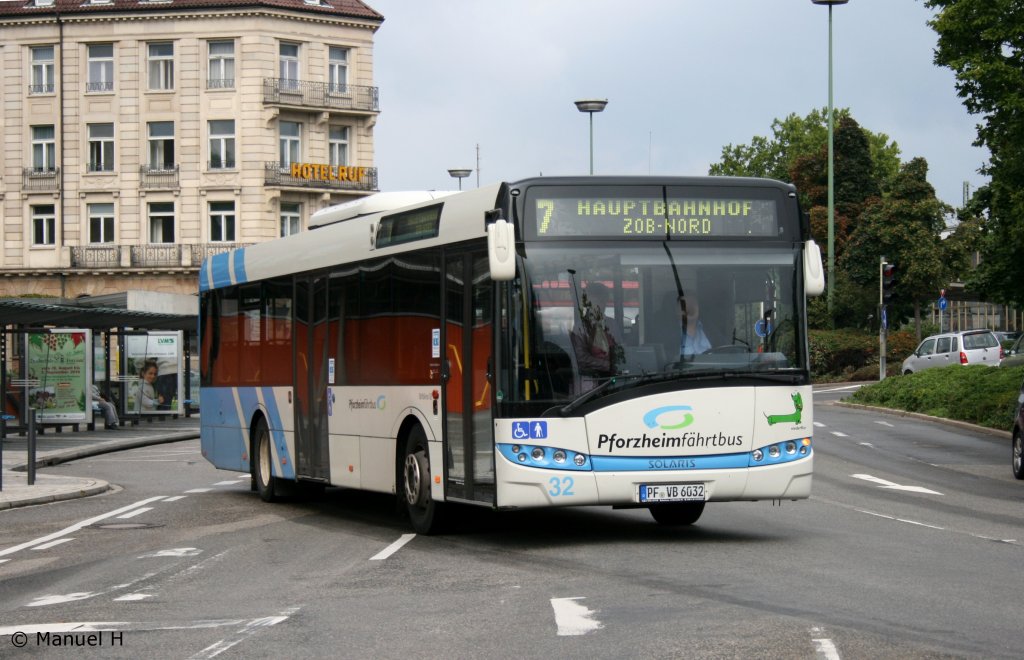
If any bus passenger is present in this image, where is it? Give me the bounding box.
[571,282,623,376]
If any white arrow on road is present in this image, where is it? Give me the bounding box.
[851,474,943,495]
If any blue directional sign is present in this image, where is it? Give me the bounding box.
[938,296,948,311]
[754,319,773,338]
[881,306,888,330]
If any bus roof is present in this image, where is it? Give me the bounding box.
[309,190,460,228]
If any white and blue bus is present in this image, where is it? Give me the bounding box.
[199,176,825,533]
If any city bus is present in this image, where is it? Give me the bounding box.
[199,176,825,533]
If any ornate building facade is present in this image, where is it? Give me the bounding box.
[0,0,383,298]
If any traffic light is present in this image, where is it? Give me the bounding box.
[882,263,897,303]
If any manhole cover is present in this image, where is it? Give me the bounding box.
[93,522,163,530]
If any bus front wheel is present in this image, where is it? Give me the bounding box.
[648,501,705,526]
[253,418,280,503]
[402,425,444,534]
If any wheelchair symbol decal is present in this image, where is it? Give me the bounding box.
[511,420,547,440]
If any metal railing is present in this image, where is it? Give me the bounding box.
[28,83,55,95]
[130,244,180,267]
[191,243,248,265]
[262,78,379,113]
[264,162,378,192]
[207,78,235,90]
[22,167,60,191]
[86,81,114,92]
[71,245,121,268]
[140,165,179,189]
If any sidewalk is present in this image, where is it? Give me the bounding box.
[0,415,200,510]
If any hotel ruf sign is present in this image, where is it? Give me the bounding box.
[290,162,367,183]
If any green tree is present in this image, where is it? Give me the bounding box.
[927,0,1024,307]
[842,158,949,336]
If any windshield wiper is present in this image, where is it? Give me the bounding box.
[559,374,641,416]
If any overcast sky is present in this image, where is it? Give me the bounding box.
[365,0,988,208]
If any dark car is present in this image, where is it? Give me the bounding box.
[1014,377,1024,480]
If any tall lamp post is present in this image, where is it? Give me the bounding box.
[447,168,472,191]
[811,0,848,322]
[574,99,608,175]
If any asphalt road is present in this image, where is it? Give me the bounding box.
[0,393,1020,659]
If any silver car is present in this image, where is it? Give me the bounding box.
[901,330,1003,374]
[1002,334,1024,368]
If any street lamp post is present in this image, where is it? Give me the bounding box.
[811,0,848,322]
[447,168,472,191]
[574,99,608,175]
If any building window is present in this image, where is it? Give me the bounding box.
[328,47,348,93]
[147,122,175,169]
[209,120,235,169]
[87,44,114,92]
[210,201,236,242]
[88,203,115,243]
[329,126,349,167]
[31,126,56,172]
[148,202,175,243]
[280,202,301,237]
[279,121,301,169]
[148,42,174,91]
[30,46,55,94]
[208,40,235,89]
[279,42,299,90]
[32,204,56,246]
[87,123,115,172]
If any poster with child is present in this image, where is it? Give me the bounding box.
[124,332,183,415]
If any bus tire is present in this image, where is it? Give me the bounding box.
[401,424,444,534]
[253,417,280,502]
[648,501,705,526]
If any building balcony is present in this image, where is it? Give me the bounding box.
[140,165,179,190]
[264,162,378,192]
[22,167,60,192]
[262,78,379,114]
[70,243,251,269]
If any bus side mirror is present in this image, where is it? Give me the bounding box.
[487,218,516,281]
[804,239,825,296]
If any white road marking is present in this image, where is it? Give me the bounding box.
[0,496,167,558]
[859,442,875,448]
[28,592,99,607]
[164,495,186,502]
[138,548,202,558]
[369,533,416,561]
[831,431,848,437]
[0,615,294,636]
[31,538,75,551]
[813,422,826,428]
[874,420,895,428]
[857,509,945,530]
[213,480,240,486]
[852,474,943,495]
[117,507,153,519]
[0,559,10,564]
[235,474,249,479]
[113,594,153,601]
[188,607,300,659]
[813,636,842,660]
[816,385,863,393]
[550,597,603,636]
[184,488,213,493]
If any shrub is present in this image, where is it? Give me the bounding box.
[849,365,1024,430]
[809,329,917,381]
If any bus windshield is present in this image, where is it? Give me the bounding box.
[509,242,804,407]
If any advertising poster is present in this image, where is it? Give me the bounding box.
[125,332,184,415]
[26,329,91,423]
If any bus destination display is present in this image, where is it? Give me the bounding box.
[534,196,778,238]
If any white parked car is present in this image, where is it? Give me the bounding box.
[901,330,1003,375]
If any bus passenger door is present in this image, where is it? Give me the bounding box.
[443,250,495,504]
[294,275,330,481]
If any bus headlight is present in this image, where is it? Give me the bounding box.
[574,454,586,467]
[752,449,764,462]
[531,447,545,461]
[768,445,781,458]
[553,449,567,463]
[785,441,797,455]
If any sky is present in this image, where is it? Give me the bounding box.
[364,0,988,209]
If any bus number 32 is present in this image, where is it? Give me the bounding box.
[548,476,575,497]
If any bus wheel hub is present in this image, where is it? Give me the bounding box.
[404,451,429,506]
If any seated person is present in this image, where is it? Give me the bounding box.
[678,293,712,357]
[570,282,624,376]
[91,384,120,429]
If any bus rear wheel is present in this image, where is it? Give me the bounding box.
[253,418,280,503]
[402,425,444,534]
[649,501,705,526]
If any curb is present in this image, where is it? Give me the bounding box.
[9,432,200,472]
[0,480,111,511]
[834,401,1011,440]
